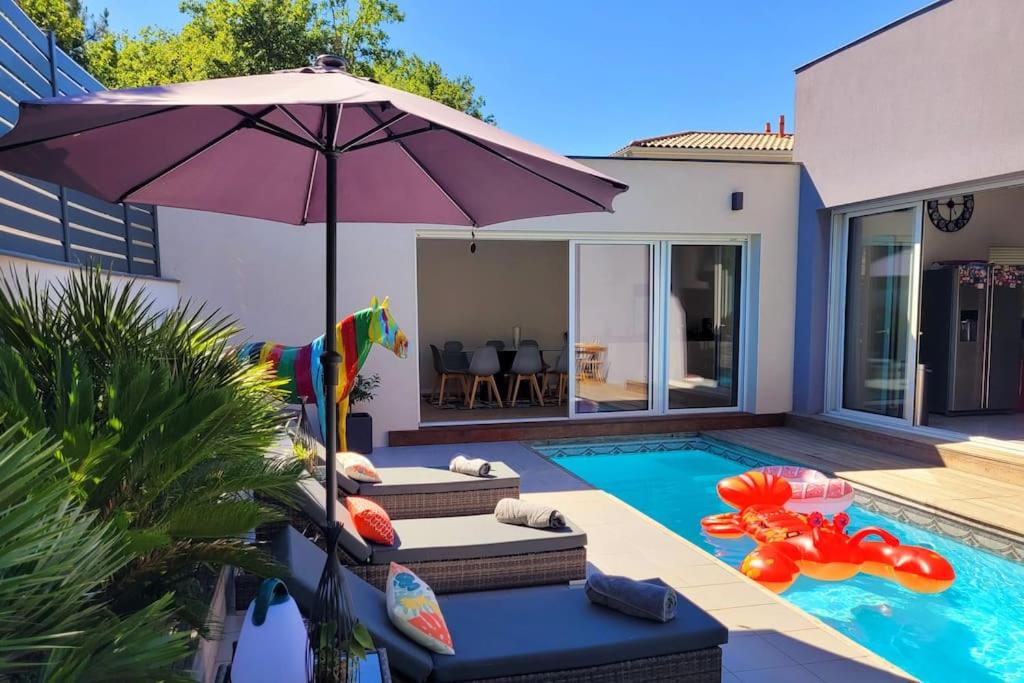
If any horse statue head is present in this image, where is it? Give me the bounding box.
[368,296,408,359]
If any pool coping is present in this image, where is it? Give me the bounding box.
[529,432,1024,564]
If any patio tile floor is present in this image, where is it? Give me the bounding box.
[374,439,917,682]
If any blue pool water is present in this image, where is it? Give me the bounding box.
[546,442,1024,683]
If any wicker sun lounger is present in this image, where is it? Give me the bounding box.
[272,525,727,683]
[292,477,587,594]
[286,413,522,519]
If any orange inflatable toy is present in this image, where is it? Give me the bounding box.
[701,470,956,594]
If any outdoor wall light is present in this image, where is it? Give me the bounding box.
[731,191,744,211]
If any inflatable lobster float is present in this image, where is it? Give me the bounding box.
[701,470,955,594]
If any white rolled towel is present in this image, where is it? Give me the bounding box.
[449,454,492,477]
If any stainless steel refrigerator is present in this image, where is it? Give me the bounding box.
[920,264,1024,414]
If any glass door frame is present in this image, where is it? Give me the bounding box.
[568,237,752,420]
[824,201,925,428]
[662,238,751,414]
[568,238,660,419]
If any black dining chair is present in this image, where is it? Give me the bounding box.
[442,340,469,371]
[507,345,545,407]
[485,339,505,351]
[430,344,468,406]
[465,345,503,409]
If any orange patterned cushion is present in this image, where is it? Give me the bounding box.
[345,496,394,545]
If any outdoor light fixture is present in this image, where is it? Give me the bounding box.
[731,191,744,211]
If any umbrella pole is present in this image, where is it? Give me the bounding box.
[311,103,354,682]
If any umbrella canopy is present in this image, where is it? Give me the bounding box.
[0,55,627,679]
[0,59,626,227]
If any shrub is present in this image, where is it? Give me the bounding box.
[0,268,305,635]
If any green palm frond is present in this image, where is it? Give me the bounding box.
[0,425,189,679]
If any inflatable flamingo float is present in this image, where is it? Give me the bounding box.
[701,470,955,594]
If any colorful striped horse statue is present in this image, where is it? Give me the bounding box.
[239,296,408,450]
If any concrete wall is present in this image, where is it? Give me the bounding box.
[160,156,800,443]
[416,239,568,390]
[794,0,1024,208]
[159,209,418,447]
[0,253,179,309]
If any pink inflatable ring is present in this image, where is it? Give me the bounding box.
[756,466,854,515]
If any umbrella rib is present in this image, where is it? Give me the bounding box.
[334,112,408,153]
[300,105,327,224]
[341,125,433,153]
[442,127,613,211]
[220,106,323,151]
[116,105,278,202]
[354,107,477,226]
[273,104,321,145]
[0,105,184,153]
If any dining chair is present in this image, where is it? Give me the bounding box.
[442,340,470,371]
[430,344,468,406]
[542,345,570,406]
[485,339,505,351]
[520,339,539,347]
[507,345,545,407]
[465,345,503,409]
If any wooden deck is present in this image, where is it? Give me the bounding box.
[711,425,1024,540]
[389,411,785,446]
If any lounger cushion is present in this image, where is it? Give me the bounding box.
[386,562,455,655]
[370,513,586,564]
[347,496,395,545]
[270,526,435,683]
[355,461,519,496]
[339,452,381,483]
[293,478,373,563]
[429,581,729,681]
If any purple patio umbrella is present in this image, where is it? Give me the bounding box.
[0,54,627,678]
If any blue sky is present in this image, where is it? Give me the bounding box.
[97,0,929,155]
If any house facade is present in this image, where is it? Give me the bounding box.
[793,0,1024,442]
[6,0,1022,446]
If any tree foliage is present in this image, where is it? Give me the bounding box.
[21,0,490,120]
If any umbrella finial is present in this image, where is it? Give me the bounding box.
[314,54,349,72]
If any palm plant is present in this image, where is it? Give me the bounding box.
[0,424,192,682]
[0,268,305,631]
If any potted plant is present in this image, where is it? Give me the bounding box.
[346,373,381,455]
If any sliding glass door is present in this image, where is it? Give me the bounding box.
[829,205,922,422]
[569,239,746,418]
[667,244,742,409]
[572,242,653,413]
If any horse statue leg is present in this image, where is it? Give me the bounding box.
[337,397,350,452]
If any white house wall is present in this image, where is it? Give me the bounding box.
[0,253,179,310]
[159,156,798,444]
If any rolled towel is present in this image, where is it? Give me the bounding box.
[494,497,566,529]
[585,574,677,623]
[449,454,491,477]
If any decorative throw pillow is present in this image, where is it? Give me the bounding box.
[339,452,381,483]
[345,497,395,545]
[385,562,454,655]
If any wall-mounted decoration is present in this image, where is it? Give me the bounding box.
[927,194,974,232]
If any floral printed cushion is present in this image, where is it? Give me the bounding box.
[345,496,394,545]
[339,452,381,483]
[385,562,454,655]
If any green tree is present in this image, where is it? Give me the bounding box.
[16,0,108,62]
[82,0,490,120]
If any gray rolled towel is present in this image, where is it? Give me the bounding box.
[585,574,677,623]
[494,497,566,529]
[449,454,491,477]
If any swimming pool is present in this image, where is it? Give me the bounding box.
[539,437,1024,683]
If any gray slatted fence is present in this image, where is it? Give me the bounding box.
[0,0,159,276]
